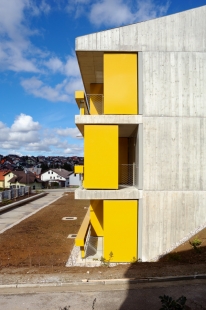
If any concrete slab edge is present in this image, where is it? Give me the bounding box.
[0,274,205,289]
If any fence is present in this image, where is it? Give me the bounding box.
[0,186,30,203]
[119,164,137,187]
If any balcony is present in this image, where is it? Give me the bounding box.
[74,164,141,200]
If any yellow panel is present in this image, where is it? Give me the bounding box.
[75,90,85,108]
[75,91,88,114]
[74,165,84,174]
[104,53,138,115]
[90,84,103,115]
[104,200,138,262]
[84,125,118,189]
[90,200,103,236]
[75,208,90,247]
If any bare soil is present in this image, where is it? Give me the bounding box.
[0,192,206,281]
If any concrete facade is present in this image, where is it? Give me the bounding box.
[75,6,206,261]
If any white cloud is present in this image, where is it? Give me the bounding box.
[64,56,81,77]
[21,76,83,102]
[0,114,83,156]
[44,57,64,73]
[44,55,80,77]
[0,0,52,73]
[67,0,170,27]
[56,127,80,138]
[89,0,133,26]
[21,77,70,102]
[64,145,83,154]
[11,114,41,132]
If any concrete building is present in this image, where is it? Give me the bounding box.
[74,6,206,262]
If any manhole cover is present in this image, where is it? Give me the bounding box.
[62,217,77,220]
[67,234,77,238]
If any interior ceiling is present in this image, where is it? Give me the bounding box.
[76,51,103,94]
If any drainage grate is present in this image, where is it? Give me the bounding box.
[62,217,77,220]
[67,234,77,239]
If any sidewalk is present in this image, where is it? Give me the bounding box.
[0,188,73,234]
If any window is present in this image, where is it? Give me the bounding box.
[48,171,50,174]
[33,185,35,190]
[50,176,52,179]
[51,172,53,174]
[53,176,55,179]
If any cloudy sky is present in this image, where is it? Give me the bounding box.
[0,0,205,157]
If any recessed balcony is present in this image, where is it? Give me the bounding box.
[74,164,141,200]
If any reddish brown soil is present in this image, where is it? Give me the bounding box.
[0,192,206,280]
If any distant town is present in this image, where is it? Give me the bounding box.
[0,154,84,173]
[0,154,84,191]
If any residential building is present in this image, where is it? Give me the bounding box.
[69,173,82,187]
[41,168,72,187]
[5,171,43,190]
[74,6,206,262]
[0,170,9,188]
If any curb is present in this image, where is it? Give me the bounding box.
[0,192,47,212]
[0,274,206,289]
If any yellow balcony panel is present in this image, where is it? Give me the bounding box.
[75,208,90,247]
[84,125,118,189]
[104,200,138,262]
[104,53,138,115]
[75,91,89,115]
[90,200,103,236]
[74,165,84,174]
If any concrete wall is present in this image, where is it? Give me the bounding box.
[142,191,206,261]
[143,52,206,117]
[76,6,206,52]
[141,51,206,260]
[76,5,206,261]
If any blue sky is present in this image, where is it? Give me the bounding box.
[0,0,206,157]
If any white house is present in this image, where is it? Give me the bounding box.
[41,168,72,187]
[69,173,82,187]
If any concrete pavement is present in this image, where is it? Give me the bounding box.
[0,188,74,234]
[0,279,205,309]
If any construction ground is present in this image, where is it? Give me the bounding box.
[0,190,206,309]
[0,190,205,280]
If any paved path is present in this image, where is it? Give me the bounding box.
[0,279,205,309]
[0,188,74,234]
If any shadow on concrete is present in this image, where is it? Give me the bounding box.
[118,246,206,309]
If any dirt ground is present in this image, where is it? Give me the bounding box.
[0,192,206,280]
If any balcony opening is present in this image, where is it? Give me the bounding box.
[119,135,137,188]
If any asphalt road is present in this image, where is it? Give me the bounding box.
[0,279,206,309]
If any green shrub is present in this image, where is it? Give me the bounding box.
[189,238,202,252]
[159,295,187,309]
